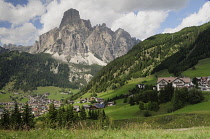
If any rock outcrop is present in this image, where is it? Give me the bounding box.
[30,8,140,66]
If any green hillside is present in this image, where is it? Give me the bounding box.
[182,58,210,78]
[83,22,210,93]
[0,51,77,91]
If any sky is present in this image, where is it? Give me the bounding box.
[0,0,210,46]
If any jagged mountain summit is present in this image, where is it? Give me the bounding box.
[3,44,32,52]
[30,9,140,66]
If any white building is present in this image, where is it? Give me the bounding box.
[157,77,192,91]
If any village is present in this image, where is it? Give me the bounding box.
[1,76,210,117]
[0,92,115,117]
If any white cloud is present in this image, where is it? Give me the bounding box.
[39,0,177,38]
[0,0,45,25]
[111,11,168,40]
[0,23,38,45]
[0,0,190,45]
[164,1,210,33]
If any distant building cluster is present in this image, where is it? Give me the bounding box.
[195,76,210,91]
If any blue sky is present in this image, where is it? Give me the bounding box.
[0,0,210,46]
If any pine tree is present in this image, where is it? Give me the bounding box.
[22,103,35,130]
[11,102,22,130]
[80,106,86,120]
[47,103,57,128]
[1,109,10,129]
[65,105,74,127]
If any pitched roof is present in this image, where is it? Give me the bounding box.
[157,77,191,83]
[157,77,177,83]
[94,103,105,109]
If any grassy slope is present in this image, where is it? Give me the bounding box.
[182,58,210,78]
[102,58,210,120]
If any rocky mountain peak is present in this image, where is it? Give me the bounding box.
[59,8,81,29]
[31,8,140,66]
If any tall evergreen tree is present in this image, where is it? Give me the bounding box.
[47,103,57,128]
[80,106,86,120]
[65,105,74,127]
[1,109,10,129]
[11,102,22,130]
[159,83,174,103]
[22,103,35,130]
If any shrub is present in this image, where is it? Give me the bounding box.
[143,110,151,117]
[139,101,145,110]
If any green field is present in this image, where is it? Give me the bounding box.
[182,58,210,78]
[33,86,80,101]
[0,86,80,102]
[1,127,210,139]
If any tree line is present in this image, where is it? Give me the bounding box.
[0,102,35,130]
[42,103,110,129]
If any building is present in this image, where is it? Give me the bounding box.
[157,77,192,91]
[137,84,145,89]
[196,76,210,91]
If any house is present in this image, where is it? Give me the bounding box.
[89,97,96,101]
[157,77,192,91]
[83,104,90,109]
[94,103,105,109]
[80,98,87,103]
[137,84,145,89]
[73,105,80,112]
[68,100,74,104]
[96,98,104,104]
[107,102,115,106]
[196,76,210,91]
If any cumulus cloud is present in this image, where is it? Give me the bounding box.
[164,1,210,33]
[39,0,181,38]
[0,0,45,25]
[0,23,38,45]
[102,0,188,12]
[0,0,190,45]
[111,11,168,40]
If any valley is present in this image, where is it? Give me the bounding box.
[1,4,210,138]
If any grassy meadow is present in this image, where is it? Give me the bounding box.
[0,86,80,102]
[182,58,210,78]
[1,126,210,139]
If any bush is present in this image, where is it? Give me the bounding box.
[143,110,151,117]
[188,89,204,104]
[139,101,144,110]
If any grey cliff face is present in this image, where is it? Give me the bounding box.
[30,8,140,66]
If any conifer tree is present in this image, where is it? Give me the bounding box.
[11,102,22,130]
[80,106,86,120]
[22,103,35,130]
[47,103,57,128]
[1,109,10,129]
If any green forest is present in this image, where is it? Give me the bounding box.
[0,51,78,91]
